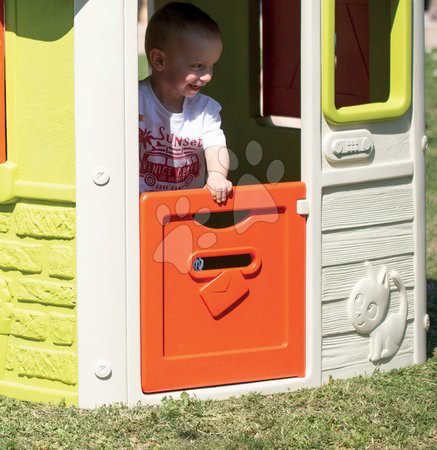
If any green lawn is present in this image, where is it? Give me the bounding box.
[0,361,436,449]
[0,54,436,449]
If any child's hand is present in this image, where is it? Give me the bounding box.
[205,172,232,204]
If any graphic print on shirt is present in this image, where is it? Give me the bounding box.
[139,125,204,190]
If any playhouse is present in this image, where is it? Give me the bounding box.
[0,0,428,407]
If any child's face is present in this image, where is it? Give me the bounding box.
[156,32,223,99]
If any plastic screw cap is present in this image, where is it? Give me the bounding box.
[94,360,112,379]
[422,136,428,153]
[362,137,372,151]
[93,167,110,186]
[424,314,430,332]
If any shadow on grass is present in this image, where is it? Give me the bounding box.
[427,279,437,358]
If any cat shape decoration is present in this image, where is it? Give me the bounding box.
[347,261,408,363]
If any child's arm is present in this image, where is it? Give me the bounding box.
[204,145,233,204]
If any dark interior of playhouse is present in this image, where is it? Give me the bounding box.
[138,0,392,188]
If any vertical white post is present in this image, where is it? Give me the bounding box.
[75,0,128,407]
[300,0,322,387]
[125,0,142,405]
[412,0,427,364]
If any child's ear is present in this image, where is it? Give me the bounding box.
[149,48,166,71]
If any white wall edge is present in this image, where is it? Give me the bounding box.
[125,0,143,407]
[299,0,323,389]
[75,0,128,408]
[411,0,427,364]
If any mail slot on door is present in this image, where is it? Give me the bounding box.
[140,182,306,393]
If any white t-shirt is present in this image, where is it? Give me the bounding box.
[138,78,226,192]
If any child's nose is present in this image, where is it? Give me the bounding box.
[200,68,213,82]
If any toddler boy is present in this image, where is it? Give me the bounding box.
[139,2,232,203]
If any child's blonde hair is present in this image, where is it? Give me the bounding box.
[145,2,221,59]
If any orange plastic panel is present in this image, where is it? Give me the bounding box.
[0,0,5,164]
[140,182,306,393]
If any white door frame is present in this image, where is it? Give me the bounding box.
[75,0,324,407]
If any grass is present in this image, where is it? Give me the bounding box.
[0,54,436,450]
[0,361,436,449]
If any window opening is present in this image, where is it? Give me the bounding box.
[260,0,301,128]
[323,0,411,124]
[137,0,302,189]
[334,0,391,108]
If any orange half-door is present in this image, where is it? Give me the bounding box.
[140,183,306,393]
